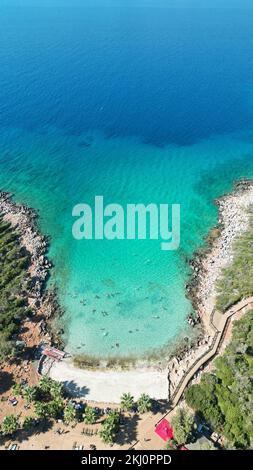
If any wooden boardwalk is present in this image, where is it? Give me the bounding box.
[132,297,253,450]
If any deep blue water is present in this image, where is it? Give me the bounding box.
[1,0,253,357]
[1,1,253,146]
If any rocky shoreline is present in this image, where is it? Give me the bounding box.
[0,191,63,354]
[186,178,253,326]
[167,179,253,396]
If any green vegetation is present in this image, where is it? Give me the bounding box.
[33,402,49,419]
[8,377,65,421]
[0,217,32,359]
[171,409,195,445]
[73,355,101,369]
[1,414,19,436]
[120,392,152,414]
[99,411,120,444]
[83,406,97,425]
[1,376,154,446]
[137,393,152,414]
[216,211,253,312]
[22,386,37,405]
[73,354,137,370]
[12,383,23,397]
[186,310,253,449]
[64,402,77,424]
[120,393,134,412]
[38,376,64,399]
[11,383,38,404]
[0,378,66,438]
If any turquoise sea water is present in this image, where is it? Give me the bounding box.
[1,1,253,357]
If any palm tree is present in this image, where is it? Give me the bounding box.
[34,402,48,419]
[99,423,115,445]
[106,410,120,428]
[38,376,63,400]
[120,392,134,412]
[1,414,19,436]
[46,398,64,419]
[137,394,152,414]
[64,402,77,424]
[12,383,23,397]
[83,406,97,425]
[49,381,64,399]
[99,411,120,444]
[22,386,37,405]
[39,376,53,394]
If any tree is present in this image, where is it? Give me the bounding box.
[0,334,15,360]
[0,218,32,360]
[34,398,64,420]
[22,386,37,405]
[49,380,64,399]
[38,376,64,401]
[83,406,97,425]
[1,414,19,436]
[99,423,115,445]
[137,394,152,414]
[120,393,134,412]
[185,310,253,449]
[46,398,64,419]
[38,376,53,394]
[12,382,23,397]
[106,410,120,428]
[171,409,195,445]
[34,402,49,419]
[99,411,120,445]
[185,374,223,431]
[64,402,77,425]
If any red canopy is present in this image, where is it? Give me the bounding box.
[155,419,173,441]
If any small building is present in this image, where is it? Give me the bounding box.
[42,347,65,361]
[187,436,216,450]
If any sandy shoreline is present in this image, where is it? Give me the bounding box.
[1,180,253,403]
[50,359,169,403]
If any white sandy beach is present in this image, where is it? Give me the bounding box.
[50,360,168,403]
